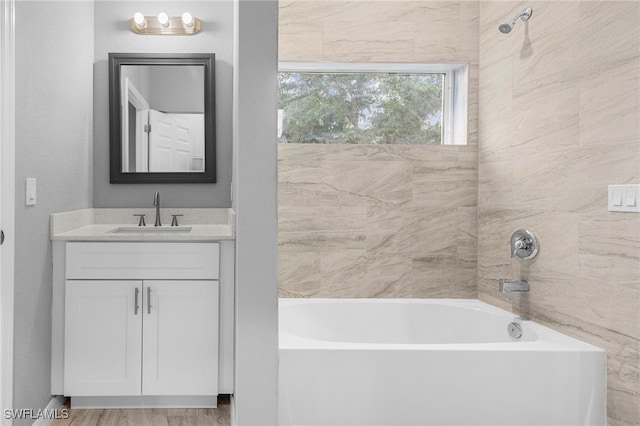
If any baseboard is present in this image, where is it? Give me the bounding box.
[32,395,67,426]
[70,395,217,409]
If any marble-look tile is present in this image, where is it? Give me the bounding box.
[479,2,640,424]
[412,160,477,208]
[578,213,640,339]
[278,182,323,207]
[576,1,640,77]
[278,251,322,298]
[366,145,467,162]
[318,145,369,163]
[322,160,413,207]
[510,2,581,93]
[366,206,459,257]
[277,144,326,165]
[510,79,580,148]
[311,1,430,24]
[278,21,323,62]
[407,257,476,298]
[456,207,477,263]
[466,65,481,148]
[319,249,369,297]
[277,160,323,185]
[278,1,349,24]
[477,161,514,210]
[279,230,367,252]
[413,1,478,62]
[278,205,366,233]
[323,21,415,63]
[579,57,640,148]
[362,253,413,297]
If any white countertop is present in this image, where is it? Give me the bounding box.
[50,208,235,241]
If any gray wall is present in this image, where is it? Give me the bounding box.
[232,1,279,424]
[148,66,204,113]
[14,1,94,421]
[93,1,233,208]
[120,65,151,102]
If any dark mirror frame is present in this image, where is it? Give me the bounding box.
[109,53,216,183]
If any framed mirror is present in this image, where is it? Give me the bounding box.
[109,53,216,183]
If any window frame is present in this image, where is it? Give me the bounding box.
[278,62,468,145]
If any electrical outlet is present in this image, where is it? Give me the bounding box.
[608,184,640,212]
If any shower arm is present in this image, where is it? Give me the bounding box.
[512,8,532,24]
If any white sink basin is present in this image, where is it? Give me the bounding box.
[108,226,192,234]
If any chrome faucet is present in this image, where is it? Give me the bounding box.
[153,191,161,227]
[499,280,530,293]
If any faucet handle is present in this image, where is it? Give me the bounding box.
[171,214,184,227]
[134,214,146,227]
[510,229,539,260]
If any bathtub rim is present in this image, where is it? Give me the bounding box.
[278,298,605,353]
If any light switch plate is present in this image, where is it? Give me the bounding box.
[608,184,640,212]
[26,178,36,206]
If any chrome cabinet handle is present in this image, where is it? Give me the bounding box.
[147,287,152,314]
[134,287,140,315]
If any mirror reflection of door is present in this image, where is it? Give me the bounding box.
[148,110,204,172]
[122,78,149,172]
[120,65,205,173]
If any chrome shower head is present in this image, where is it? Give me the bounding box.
[498,22,514,34]
[498,7,532,34]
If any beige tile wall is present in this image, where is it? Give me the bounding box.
[278,1,480,298]
[477,2,640,424]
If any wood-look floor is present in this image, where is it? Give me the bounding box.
[50,395,231,426]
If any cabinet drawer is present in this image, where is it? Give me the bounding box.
[66,242,219,280]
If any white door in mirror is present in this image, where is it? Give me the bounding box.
[149,110,203,172]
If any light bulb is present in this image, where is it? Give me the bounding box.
[181,12,194,28]
[157,12,170,28]
[133,12,146,29]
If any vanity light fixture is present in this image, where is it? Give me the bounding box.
[130,12,202,35]
[157,12,170,28]
[182,12,194,29]
[133,12,146,30]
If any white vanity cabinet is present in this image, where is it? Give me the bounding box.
[65,280,143,396]
[64,279,218,397]
[53,241,231,408]
[141,280,218,396]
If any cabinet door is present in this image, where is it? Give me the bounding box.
[64,280,142,396]
[142,280,219,396]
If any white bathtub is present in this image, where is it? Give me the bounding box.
[279,299,606,426]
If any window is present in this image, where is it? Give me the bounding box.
[277,63,468,145]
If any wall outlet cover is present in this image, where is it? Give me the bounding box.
[608,184,640,212]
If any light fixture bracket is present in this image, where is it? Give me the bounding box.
[130,14,201,35]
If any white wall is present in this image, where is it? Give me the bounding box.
[232,0,279,423]
[14,1,94,422]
